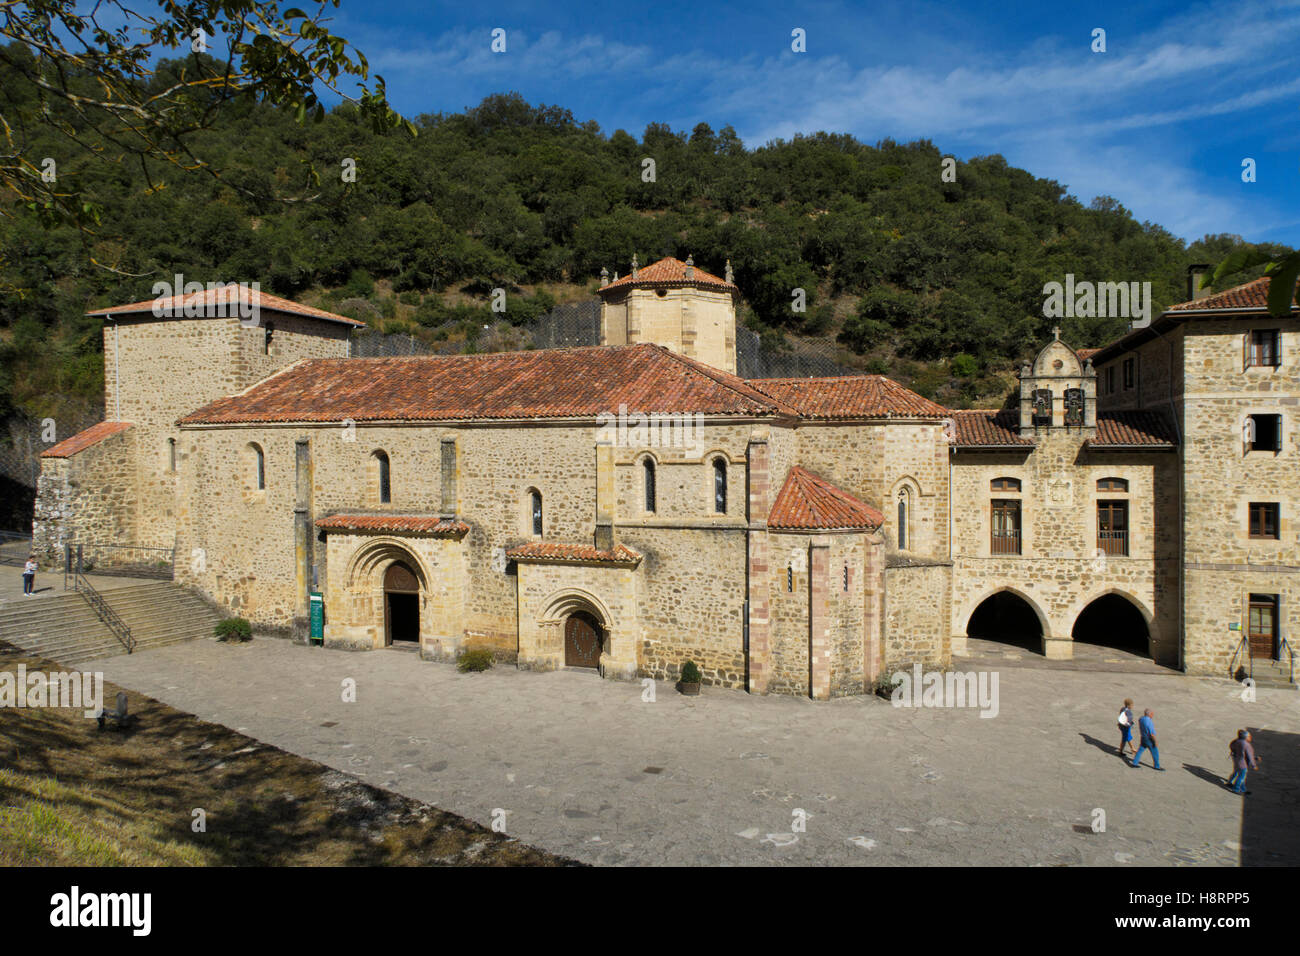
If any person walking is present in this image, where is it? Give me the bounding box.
[1117,698,1136,759]
[1227,730,1258,794]
[1130,708,1165,770]
[21,555,36,596]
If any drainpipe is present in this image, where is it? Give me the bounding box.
[293,436,313,643]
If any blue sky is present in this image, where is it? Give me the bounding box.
[321,2,1296,246]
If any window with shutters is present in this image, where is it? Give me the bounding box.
[1246,414,1282,453]
[1247,329,1281,369]
[1249,503,1280,540]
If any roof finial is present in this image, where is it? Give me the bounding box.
[725,258,733,284]
[631,253,639,279]
[1052,326,1061,341]
[684,254,694,280]
[600,266,609,288]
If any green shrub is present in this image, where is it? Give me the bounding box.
[679,660,703,684]
[457,649,494,672]
[874,672,901,698]
[214,617,252,643]
[951,352,980,378]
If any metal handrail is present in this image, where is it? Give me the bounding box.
[73,569,135,654]
[1280,636,1294,685]
[1229,632,1252,682]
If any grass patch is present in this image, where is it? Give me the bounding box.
[0,643,575,867]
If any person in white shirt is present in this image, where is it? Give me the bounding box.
[22,555,36,596]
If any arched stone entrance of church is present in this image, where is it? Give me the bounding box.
[383,560,421,645]
[563,610,604,669]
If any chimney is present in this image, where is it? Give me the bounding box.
[1187,263,1212,302]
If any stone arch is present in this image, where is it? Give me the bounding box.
[1069,588,1155,657]
[345,537,431,593]
[1031,338,1084,377]
[963,586,1051,649]
[537,587,616,667]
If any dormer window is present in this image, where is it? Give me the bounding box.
[1032,389,1052,426]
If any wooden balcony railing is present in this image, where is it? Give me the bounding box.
[990,529,1021,555]
[1097,530,1129,556]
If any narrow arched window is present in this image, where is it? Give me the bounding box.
[375,451,391,503]
[251,443,265,490]
[643,458,656,513]
[713,458,727,513]
[531,490,543,536]
[897,490,908,550]
[264,320,275,355]
[167,438,176,473]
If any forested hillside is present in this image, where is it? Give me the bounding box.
[0,43,1290,433]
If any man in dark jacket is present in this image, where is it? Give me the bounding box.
[1228,730,1258,794]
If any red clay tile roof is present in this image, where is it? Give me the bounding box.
[40,421,133,458]
[315,514,469,536]
[769,466,884,532]
[178,344,796,425]
[1075,348,1101,362]
[599,257,735,294]
[1167,275,1297,313]
[87,287,365,327]
[950,410,1034,448]
[505,542,643,566]
[1088,411,1177,448]
[748,376,948,419]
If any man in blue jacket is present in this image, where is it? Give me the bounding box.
[1130,708,1165,771]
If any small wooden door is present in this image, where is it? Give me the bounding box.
[564,612,603,669]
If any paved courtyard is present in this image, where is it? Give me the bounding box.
[91,638,1300,866]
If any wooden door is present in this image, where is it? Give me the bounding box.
[564,612,602,669]
[1248,596,1278,660]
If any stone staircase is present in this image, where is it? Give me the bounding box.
[1250,657,1297,691]
[0,581,223,666]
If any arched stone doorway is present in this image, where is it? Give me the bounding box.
[966,591,1044,653]
[564,610,604,669]
[384,560,420,645]
[1072,594,1150,657]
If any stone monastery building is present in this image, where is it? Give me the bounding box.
[31,258,1300,695]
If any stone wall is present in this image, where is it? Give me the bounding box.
[883,559,952,673]
[31,427,137,563]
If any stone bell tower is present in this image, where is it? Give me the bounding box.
[1018,329,1098,431]
[596,255,739,374]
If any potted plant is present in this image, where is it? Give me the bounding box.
[677,660,703,696]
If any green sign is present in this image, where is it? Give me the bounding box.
[309,591,324,643]
[1228,622,1241,631]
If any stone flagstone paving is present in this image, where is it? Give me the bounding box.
[91,638,1300,866]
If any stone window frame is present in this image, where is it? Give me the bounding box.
[243,441,267,501]
[368,449,392,507]
[524,487,544,538]
[1247,501,1281,541]
[637,452,658,516]
[1245,328,1281,370]
[1244,412,1283,455]
[711,456,728,515]
[983,475,1024,557]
